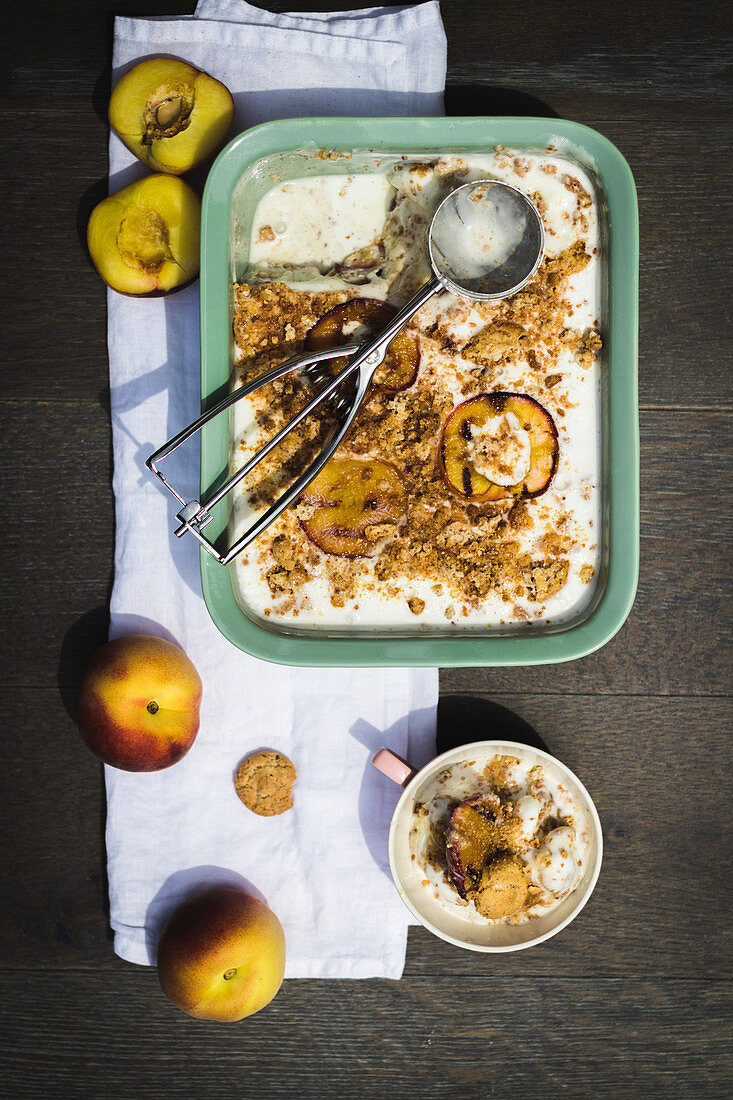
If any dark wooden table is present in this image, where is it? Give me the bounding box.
[2,1,731,1096]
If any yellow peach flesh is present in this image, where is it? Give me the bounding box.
[109,57,234,174]
[116,206,173,273]
[87,174,200,296]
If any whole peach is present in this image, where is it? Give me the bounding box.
[77,634,202,771]
[157,887,286,1022]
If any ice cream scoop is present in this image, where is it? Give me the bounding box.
[429,179,544,299]
[148,180,545,563]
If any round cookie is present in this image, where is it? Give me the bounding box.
[234,751,296,817]
[471,854,529,919]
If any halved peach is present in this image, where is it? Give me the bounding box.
[439,392,559,503]
[299,456,406,558]
[87,174,200,296]
[109,58,234,175]
[445,793,504,897]
[305,299,419,394]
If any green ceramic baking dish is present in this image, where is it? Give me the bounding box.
[198,116,638,667]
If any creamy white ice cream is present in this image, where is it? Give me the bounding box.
[229,149,602,631]
[408,754,591,926]
[466,411,532,486]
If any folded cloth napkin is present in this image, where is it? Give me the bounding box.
[105,1,445,979]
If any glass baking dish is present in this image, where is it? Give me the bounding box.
[198,116,638,667]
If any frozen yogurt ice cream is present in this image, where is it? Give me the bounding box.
[229,148,603,632]
[409,753,591,926]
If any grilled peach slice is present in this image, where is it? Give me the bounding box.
[445,793,504,897]
[439,392,558,503]
[305,299,419,393]
[109,58,234,175]
[299,456,406,558]
[87,175,200,296]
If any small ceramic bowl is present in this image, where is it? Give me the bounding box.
[372,740,603,952]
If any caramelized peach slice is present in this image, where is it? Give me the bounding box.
[87,175,200,296]
[109,58,234,174]
[445,793,504,897]
[299,456,406,558]
[439,392,558,503]
[305,299,419,393]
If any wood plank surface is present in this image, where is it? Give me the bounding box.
[1,0,731,1096]
[2,972,731,1099]
[4,1,732,121]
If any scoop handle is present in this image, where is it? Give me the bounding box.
[371,747,416,787]
[356,276,440,372]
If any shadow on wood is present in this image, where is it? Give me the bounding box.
[76,175,111,266]
[437,695,548,755]
[57,606,111,722]
[445,84,559,118]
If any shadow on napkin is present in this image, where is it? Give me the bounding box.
[230,86,445,129]
[105,301,205,599]
[144,865,268,962]
[109,614,183,647]
[350,709,436,880]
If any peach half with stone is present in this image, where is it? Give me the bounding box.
[109,57,234,175]
[87,174,200,296]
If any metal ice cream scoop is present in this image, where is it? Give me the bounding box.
[147,179,545,564]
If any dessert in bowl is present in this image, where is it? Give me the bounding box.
[374,740,602,951]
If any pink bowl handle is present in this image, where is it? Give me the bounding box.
[371,747,416,787]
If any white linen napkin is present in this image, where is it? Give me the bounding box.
[105,1,445,980]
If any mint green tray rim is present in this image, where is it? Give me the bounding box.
[198,116,639,667]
